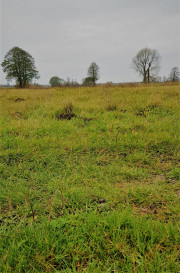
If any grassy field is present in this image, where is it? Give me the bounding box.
[0,84,180,272]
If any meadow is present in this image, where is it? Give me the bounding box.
[0,84,180,272]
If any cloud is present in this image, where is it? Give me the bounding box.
[1,0,179,84]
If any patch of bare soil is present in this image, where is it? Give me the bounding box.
[14,98,25,102]
[153,174,165,182]
[133,202,170,218]
[55,112,76,120]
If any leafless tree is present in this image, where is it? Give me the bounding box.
[132,48,160,83]
[169,67,180,82]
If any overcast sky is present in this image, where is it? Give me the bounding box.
[0,0,179,84]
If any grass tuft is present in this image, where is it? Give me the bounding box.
[55,102,76,120]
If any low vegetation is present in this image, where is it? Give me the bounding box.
[0,84,179,272]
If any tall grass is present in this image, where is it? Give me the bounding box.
[0,84,180,272]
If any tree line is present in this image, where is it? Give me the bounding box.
[1,46,179,88]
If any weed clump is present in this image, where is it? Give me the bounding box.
[147,103,160,110]
[120,109,127,113]
[136,107,147,117]
[136,103,160,117]
[106,104,117,111]
[55,103,76,120]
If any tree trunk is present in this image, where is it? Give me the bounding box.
[147,68,150,83]
[143,69,146,83]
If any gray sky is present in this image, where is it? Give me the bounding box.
[0,0,179,84]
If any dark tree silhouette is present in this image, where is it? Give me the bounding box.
[87,62,100,86]
[49,76,64,87]
[1,47,39,88]
[82,77,94,86]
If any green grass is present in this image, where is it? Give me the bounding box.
[0,84,180,272]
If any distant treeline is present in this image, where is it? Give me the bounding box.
[1,46,179,88]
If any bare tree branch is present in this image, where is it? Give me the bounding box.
[132,48,160,83]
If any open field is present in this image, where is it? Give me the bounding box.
[0,84,180,272]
